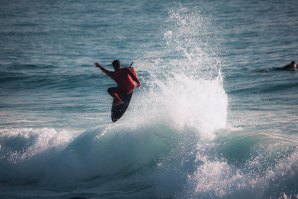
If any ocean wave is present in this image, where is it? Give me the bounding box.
[1,125,298,198]
[0,71,101,91]
[0,125,175,185]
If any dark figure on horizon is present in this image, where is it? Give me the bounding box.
[257,61,297,72]
[279,61,296,71]
[95,60,141,106]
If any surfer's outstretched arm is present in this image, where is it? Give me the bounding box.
[95,63,111,75]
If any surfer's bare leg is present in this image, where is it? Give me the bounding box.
[107,87,124,105]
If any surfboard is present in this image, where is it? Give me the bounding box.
[111,92,133,122]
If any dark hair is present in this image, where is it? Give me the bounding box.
[291,61,295,65]
[112,60,120,69]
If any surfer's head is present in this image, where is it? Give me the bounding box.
[112,60,121,70]
[290,61,296,69]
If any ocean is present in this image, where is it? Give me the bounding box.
[0,0,298,198]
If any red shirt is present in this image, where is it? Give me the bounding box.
[106,67,139,94]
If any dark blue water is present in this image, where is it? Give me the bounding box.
[0,0,298,198]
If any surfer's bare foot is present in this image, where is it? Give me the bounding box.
[114,100,124,106]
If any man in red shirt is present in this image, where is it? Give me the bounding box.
[95,60,141,105]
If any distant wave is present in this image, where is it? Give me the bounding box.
[0,70,100,91]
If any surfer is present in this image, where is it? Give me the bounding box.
[257,61,296,72]
[95,60,141,106]
[279,61,296,71]
[272,61,297,71]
